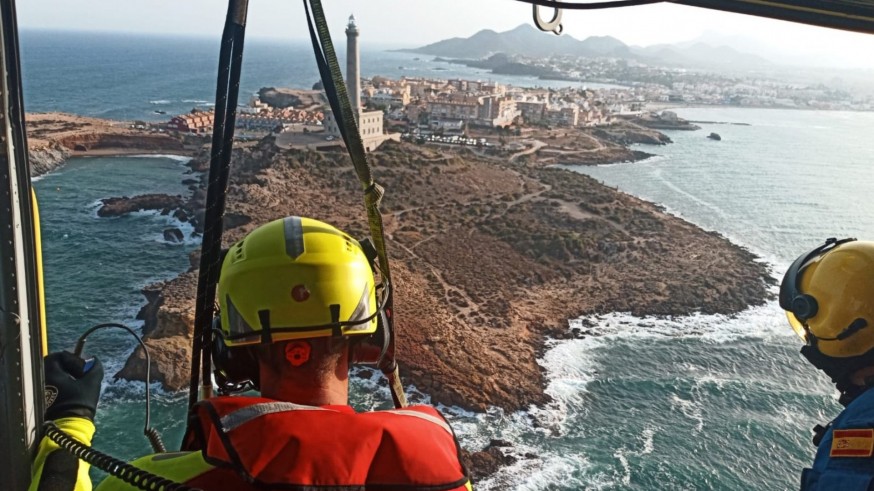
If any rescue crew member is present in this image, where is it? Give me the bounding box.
[780,238,874,489]
[32,216,471,491]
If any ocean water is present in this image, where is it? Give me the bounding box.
[20,30,874,489]
[20,30,609,123]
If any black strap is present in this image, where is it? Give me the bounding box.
[188,0,250,416]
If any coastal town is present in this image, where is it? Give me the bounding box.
[162,64,871,150]
[158,66,872,153]
[150,16,873,150]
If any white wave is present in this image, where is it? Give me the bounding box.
[640,426,655,455]
[148,215,201,246]
[611,427,657,487]
[124,154,193,164]
[478,452,597,491]
[87,199,107,219]
[670,394,704,432]
[33,166,73,185]
[595,153,668,168]
[182,99,210,104]
[567,301,789,344]
[149,100,171,105]
[613,448,631,487]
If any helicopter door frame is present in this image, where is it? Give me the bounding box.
[0,1,47,490]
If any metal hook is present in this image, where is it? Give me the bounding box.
[533,2,563,35]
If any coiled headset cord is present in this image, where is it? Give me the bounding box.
[44,422,200,491]
[74,322,166,453]
[42,322,197,490]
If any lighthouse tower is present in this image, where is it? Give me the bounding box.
[345,15,361,120]
[322,14,396,152]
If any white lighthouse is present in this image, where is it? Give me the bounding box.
[345,15,361,118]
[322,14,398,152]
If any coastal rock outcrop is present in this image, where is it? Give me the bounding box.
[25,112,190,177]
[120,133,772,412]
[163,228,185,243]
[593,120,672,145]
[98,194,184,217]
[632,111,701,131]
[117,271,198,390]
[29,141,71,177]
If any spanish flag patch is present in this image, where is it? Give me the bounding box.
[831,429,874,458]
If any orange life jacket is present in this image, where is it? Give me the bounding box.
[184,396,471,491]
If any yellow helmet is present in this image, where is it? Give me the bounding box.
[780,238,874,357]
[218,216,379,347]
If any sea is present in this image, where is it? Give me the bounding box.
[20,29,874,490]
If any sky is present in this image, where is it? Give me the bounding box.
[17,0,874,69]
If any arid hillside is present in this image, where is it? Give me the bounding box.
[118,135,772,412]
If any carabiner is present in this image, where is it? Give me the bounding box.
[533,1,563,35]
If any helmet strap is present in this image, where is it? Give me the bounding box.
[259,310,273,344]
[330,304,342,338]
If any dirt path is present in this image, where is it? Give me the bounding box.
[509,140,546,162]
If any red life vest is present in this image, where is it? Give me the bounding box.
[185,396,471,491]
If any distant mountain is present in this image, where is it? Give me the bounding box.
[631,42,773,69]
[408,24,631,59]
[405,24,773,71]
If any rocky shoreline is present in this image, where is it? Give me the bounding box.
[27,113,195,177]
[33,112,772,480]
[106,123,771,412]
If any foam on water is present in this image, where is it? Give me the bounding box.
[145,214,201,246]
[480,454,592,491]
[125,154,193,164]
[566,301,789,344]
[591,153,668,169]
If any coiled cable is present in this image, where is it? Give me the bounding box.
[74,322,167,453]
[44,422,200,491]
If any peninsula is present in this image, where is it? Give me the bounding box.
[26,86,773,414]
[29,106,772,480]
[93,125,770,412]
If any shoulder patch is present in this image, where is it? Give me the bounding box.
[831,429,874,458]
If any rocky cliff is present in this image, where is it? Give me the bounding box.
[29,141,70,176]
[26,112,188,177]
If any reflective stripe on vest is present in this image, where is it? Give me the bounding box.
[220,402,454,436]
[189,396,470,491]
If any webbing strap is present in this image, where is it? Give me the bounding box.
[304,0,406,408]
[188,0,249,416]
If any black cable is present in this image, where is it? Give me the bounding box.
[44,422,198,491]
[74,323,166,453]
[189,0,250,416]
[515,0,663,9]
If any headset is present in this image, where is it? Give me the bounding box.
[779,237,856,326]
[211,237,391,394]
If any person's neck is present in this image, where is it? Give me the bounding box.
[261,383,348,406]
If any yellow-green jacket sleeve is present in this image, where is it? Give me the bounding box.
[30,417,96,491]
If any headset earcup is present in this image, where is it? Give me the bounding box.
[792,294,819,321]
[212,318,260,391]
